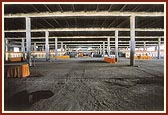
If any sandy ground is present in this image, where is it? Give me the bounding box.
[4,58,164,111]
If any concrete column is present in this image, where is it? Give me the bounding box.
[68,47,70,52]
[21,38,25,59]
[65,45,67,52]
[5,39,8,61]
[158,37,161,59]
[103,41,105,56]
[107,37,110,56]
[97,47,99,54]
[26,17,32,66]
[130,15,135,66]
[143,41,146,51]
[55,38,58,59]
[21,38,25,52]
[99,45,102,55]
[5,39,8,52]
[61,42,63,51]
[42,45,44,51]
[155,46,157,51]
[34,42,36,51]
[45,31,49,61]
[115,30,119,62]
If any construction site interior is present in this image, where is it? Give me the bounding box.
[3,3,165,112]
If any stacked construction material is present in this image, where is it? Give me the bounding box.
[5,63,30,78]
[50,55,70,60]
[8,57,26,62]
[134,56,152,60]
[104,57,116,64]
[57,55,70,59]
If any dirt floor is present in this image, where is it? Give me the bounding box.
[4,58,164,111]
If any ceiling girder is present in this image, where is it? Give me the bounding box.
[4,11,164,18]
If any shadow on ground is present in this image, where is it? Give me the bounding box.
[5,90,54,111]
[78,60,106,63]
[29,71,44,77]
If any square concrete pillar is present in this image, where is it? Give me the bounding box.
[5,39,8,52]
[99,44,102,55]
[42,45,44,51]
[103,41,105,56]
[21,38,25,59]
[34,42,36,51]
[158,38,161,59]
[21,38,25,52]
[55,38,58,60]
[130,15,135,66]
[115,30,119,62]
[5,39,8,61]
[107,37,110,56]
[45,31,49,61]
[143,41,146,51]
[26,17,32,66]
[65,45,67,52]
[61,42,63,51]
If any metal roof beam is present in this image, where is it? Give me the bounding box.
[5,36,164,39]
[4,28,130,32]
[4,11,164,18]
[55,44,161,46]
[4,28,164,32]
[11,41,164,44]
